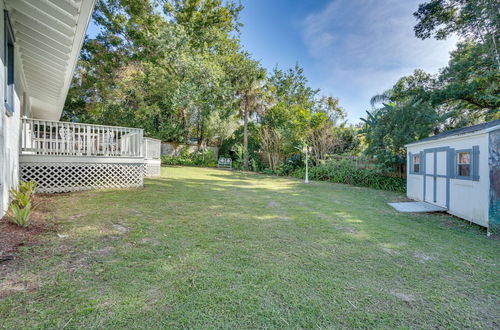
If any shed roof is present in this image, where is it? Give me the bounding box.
[407,119,500,146]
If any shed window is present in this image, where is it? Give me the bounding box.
[413,154,420,173]
[4,11,15,115]
[457,152,471,177]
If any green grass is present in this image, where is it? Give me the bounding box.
[1,166,499,328]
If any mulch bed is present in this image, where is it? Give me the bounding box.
[0,195,56,262]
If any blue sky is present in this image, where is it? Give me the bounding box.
[238,0,458,122]
[87,0,458,123]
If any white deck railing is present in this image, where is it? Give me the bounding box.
[144,137,161,160]
[21,118,144,157]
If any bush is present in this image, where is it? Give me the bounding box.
[275,154,303,176]
[161,149,217,167]
[290,159,406,192]
[8,181,37,227]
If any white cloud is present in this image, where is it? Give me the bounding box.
[301,0,458,122]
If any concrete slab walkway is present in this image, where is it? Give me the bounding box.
[388,202,447,213]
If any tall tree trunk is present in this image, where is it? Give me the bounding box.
[197,123,204,151]
[243,98,249,170]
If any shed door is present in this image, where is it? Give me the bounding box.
[424,150,448,208]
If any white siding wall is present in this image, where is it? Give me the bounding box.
[407,133,490,227]
[407,174,423,201]
[448,134,490,226]
[0,6,28,218]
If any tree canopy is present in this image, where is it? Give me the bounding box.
[65,0,498,175]
[361,0,499,170]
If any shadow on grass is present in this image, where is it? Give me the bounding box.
[0,167,499,328]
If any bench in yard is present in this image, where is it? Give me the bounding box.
[218,157,232,169]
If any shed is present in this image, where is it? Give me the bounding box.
[405,119,500,235]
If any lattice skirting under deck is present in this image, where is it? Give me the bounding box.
[144,159,161,177]
[20,162,144,193]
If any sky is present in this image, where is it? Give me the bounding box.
[87,0,458,123]
[238,0,458,122]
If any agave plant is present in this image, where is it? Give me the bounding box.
[8,181,37,227]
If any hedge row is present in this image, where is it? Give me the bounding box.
[161,150,217,167]
[291,161,406,192]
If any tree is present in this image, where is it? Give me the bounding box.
[260,125,282,171]
[411,0,499,123]
[414,0,500,69]
[231,56,268,170]
[433,42,500,119]
[361,99,438,173]
[64,0,249,146]
[268,64,319,109]
[262,65,320,158]
[307,97,347,165]
[359,0,500,172]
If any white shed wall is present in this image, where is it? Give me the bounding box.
[0,7,28,218]
[407,174,423,201]
[407,133,490,227]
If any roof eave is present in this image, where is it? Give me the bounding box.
[7,0,96,121]
[52,0,96,121]
[405,124,500,148]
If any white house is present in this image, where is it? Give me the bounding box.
[405,120,500,234]
[0,0,161,219]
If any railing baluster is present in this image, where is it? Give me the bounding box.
[71,123,75,155]
[120,127,124,155]
[41,120,44,155]
[130,130,133,156]
[22,119,26,152]
[49,121,53,154]
[41,121,44,155]
[118,128,122,155]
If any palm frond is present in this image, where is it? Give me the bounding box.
[369,89,393,107]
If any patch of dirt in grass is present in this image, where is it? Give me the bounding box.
[267,200,280,208]
[66,255,92,273]
[92,246,114,257]
[139,238,161,245]
[413,251,433,261]
[0,196,56,261]
[69,214,85,220]
[381,247,401,256]
[66,246,114,273]
[131,211,144,217]
[112,223,131,234]
[0,278,40,299]
[334,225,357,234]
[266,200,291,221]
[142,286,165,307]
[389,290,415,303]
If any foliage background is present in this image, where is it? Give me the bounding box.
[65,0,499,190]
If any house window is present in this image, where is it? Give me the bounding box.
[4,11,15,115]
[457,152,471,177]
[413,154,420,173]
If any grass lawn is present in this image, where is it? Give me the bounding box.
[0,166,499,328]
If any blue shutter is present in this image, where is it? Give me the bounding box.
[419,151,424,174]
[472,145,480,181]
[448,148,455,178]
[409,152,413,174]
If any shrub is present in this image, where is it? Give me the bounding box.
[8,181,37,227]
[291,159,406,192]
[161,149,217,167]
[275,154,303,176]
[231,144,245,169]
